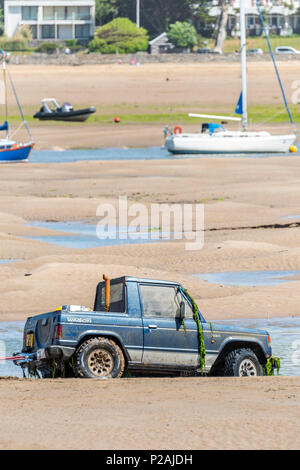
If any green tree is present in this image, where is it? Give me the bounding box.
[89,17,148,53]
[95,0,117,26]
[116,0,194,38]
[0,4,4,36]
[167,21,197,49]
[191,0,215,37]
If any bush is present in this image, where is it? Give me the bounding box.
[65,39,84,52]
[167,21,197,50]
[0,37,29,51]
[35,42,61,54]
[65,39,77,47]
[88,17,148,54]
[18,24,33,41]
[0,25,33,51]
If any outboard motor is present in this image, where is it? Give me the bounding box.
[61,102,73,112]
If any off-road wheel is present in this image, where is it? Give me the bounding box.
[224,348,263,377]
[74,337,125,379]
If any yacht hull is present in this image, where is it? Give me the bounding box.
[165,133,297,154]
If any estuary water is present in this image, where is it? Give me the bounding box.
[27,146,300,164]
[1,317,299,377]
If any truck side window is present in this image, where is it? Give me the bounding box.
[97,282,125,312]
[140,284,182,318]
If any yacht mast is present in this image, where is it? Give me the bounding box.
[240,0,248,132]
[2,54,9,139]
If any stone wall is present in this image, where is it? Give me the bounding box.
[8,51,300,66]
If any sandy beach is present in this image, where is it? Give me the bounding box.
[5,61,300,150]
[1,61,300,450]
[1,376,300,450]
[1,156,300,322]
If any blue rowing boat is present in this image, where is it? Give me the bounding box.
[0,51,34,162]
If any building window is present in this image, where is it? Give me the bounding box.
[22,6,38,21]
[75,24,90,38]
[42,24,55,39]
[56,6,65,20]
[75,7,90,21]
[29,25,37,39]
[43,7,54,20]
[66,7,74,20]
[43,6,75,20]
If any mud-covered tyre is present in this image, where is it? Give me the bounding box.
[224,348,263,377]
[74,337,125,379]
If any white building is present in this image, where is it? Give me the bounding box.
[4,0,95,41]
[209,0,300,36]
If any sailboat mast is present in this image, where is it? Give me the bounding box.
[2,55,9,139]
[240,0,248,132]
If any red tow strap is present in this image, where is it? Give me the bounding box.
[0,355,26,361]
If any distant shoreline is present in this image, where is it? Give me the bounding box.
[8,51,300,66]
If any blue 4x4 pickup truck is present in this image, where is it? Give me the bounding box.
[15,275,277,378]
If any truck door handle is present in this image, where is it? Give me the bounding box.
[148,324,158,329]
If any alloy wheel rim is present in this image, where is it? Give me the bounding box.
[239,358,257,376]
[88,349,114,376]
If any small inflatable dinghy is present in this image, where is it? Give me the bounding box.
[34,98,96,122]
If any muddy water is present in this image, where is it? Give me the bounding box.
[1,317,300,377]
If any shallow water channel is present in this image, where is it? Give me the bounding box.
[0,260,21,264]
[195,270,300,287]
[27,146,300,164]
[0,317,299,378]
[27,221,170,249]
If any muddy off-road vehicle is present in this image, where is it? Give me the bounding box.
[15,275,279,378]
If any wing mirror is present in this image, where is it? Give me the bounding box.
[179,301,186,320]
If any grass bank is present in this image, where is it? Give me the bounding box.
[14,103,299,127]
[207,35,300,53]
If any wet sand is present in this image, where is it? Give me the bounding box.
[1,156,300,322]
[0,376,300,450]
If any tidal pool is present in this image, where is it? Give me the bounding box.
[0,322,24,378]
[1,317,299,377]
[0,260,21,264]
[26,221,170,249]
[195,270,300,287]
[281,215,300,220]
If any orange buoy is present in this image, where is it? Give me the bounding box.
[174,126,182,135]
[114,117,120,123]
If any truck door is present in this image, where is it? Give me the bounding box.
[139,283,199,367]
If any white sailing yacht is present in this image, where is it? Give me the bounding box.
[164,0,297,155]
